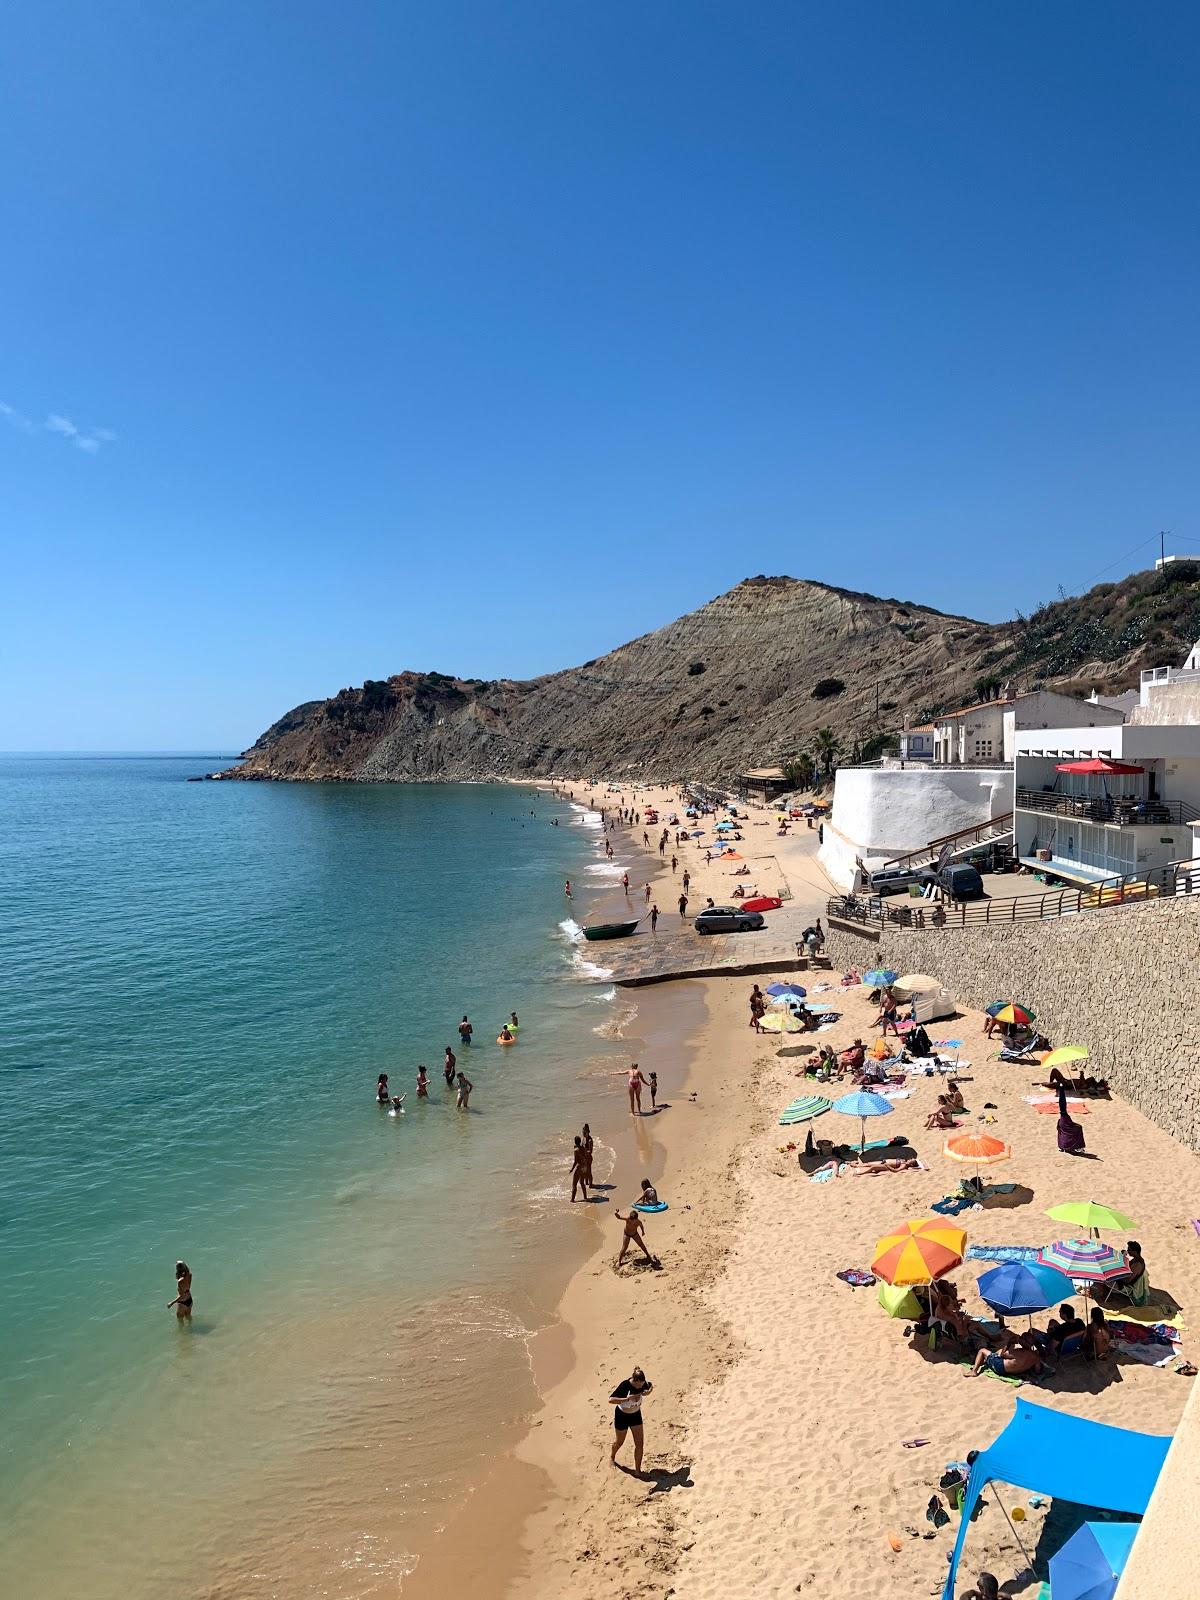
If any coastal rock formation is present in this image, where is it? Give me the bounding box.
[226,567,1200,784]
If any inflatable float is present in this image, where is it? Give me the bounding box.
[633,1200,668,1213]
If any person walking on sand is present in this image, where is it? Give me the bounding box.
[643,830,649,847]
[682,869,690,893]
[458,1015,473,1046]
[671,855,678,873]
[416,1065,429,1098]
[678,893,688,919]
[443,1046,457,1086]
[644,882,652,904]
[648,1071,658,1109]
[167,1260,193,1321]
[650,903,659,931]
[614,1211,659,1268]
[627,1063,649,1115]
[581,1123,594,1185]
[608,1366,653,1472]
[456,1071,474,1110]
[570,1135,590,1202]
[622,871,630,894]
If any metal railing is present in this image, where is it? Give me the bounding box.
[882,811,1014,869]
[826,857,1200,932]
[1015,788,1198,827]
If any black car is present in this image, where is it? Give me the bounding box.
[694,905,766,935]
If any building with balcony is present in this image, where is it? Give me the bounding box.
[931,688,1123,766]
[1013,641,1200,883]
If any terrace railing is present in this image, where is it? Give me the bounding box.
[881,810,1013,870]
[1015,789,1199,827]
[826,857,1200,932]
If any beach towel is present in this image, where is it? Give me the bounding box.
[1108,1319,1182,1347]
[810,1163,846,1184]
[1119,1306,1187,1331]
[966,1245,1042,1264]
[932,1194,979,1217]
[836,1268,876,1287]
[1114,1341,1176,1367]
[1031,1099,1089,1115]
[957,1359,1024,1386]
[879,1088,913,1101]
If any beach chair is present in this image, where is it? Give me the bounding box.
[1056,1331,1085,1361]
[1104,1272,1150,1309]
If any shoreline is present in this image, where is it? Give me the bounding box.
[404,782,1200,1599]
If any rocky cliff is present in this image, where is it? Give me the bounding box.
[225,567,1200,784]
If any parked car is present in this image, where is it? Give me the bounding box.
[918,862,986,901]
[694,905,766,935]
[866,865,924,896]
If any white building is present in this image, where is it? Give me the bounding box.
[933,688,1124,765]
[898,725,934,762]
[1012,640,1200,884]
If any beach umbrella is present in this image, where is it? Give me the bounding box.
[877,1283,924,1319]
[985,1000,1035,1018]
[1042,1045,1090,1069]
[943,1132,1010,1179]
[758,1011,804,1034]
[721,851,743,861]
[766,982,806,998]
[778,1093,832,1127]
[1048,1521,1139,1600]
[1035,1239,1128,1308]
[993,1004,1036,1026]
[1045,1201,1137,1239]
[832,1089,894,1153]
[872,1218,967,1286]
[976,1262,1076,1318]
[863,968,898,987]
[895,973,939,992]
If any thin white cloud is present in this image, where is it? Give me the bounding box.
[0,401,36,433]
[0,402,115,453]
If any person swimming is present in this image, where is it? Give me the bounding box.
[498,1025,515,1043]
[509,1012,519,1031]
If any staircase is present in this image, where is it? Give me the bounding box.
[882,811,1014,871]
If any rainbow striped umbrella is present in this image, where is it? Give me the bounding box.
[872,1218,967,1286]
[1036,1238,1127,1282]
[993,1004,1037,1026]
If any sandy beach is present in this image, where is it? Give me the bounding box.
[406,782,1200,1599]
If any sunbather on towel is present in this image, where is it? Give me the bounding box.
[1046,1067,1110,1096]
[967,1331,1041,1378]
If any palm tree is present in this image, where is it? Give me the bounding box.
[782,752,815,792]
[814,727,841,781]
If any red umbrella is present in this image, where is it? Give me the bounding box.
[1055,758,1144,775]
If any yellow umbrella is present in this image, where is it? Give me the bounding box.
[872,1218,967,1286]
[1042,1045,1090,1069]
[758,1011,803,1034]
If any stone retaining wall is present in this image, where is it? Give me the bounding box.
[824,898,1200,1152]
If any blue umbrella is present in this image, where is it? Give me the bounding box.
[863,968,898,987]
[766,983,806,998]
[832,1090,894,1153]
[977,1262,1077,1320]
[1049,1521,1139,1600]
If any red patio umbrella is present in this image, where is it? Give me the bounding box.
[1055,758,1144,775]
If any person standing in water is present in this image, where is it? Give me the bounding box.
[581,1123,594,1185]
[377,1073,390,1104]
[167,1261,193,1321]
[416,1065,428,1098]
[509,1011,519,1031]
[627,1063,649,1115]
[622,871,630,894]
[456,1071,474,1110]
[458,1016,473,1046]
[570,1135,590,1202]
[565,878,572,897]
[443,1046,457,1086]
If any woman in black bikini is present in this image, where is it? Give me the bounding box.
[167,1261,193,1321]
[608,1366,652,1472]
[377,1074,390,1104]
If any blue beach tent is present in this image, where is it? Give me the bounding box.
[941,1400,1171,1600]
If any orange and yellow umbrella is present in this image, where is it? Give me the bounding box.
[872,1218,967,1286]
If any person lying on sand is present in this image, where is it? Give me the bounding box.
[967,1331,1041,1378]
[614,1209,660,1267]
[1046,1067,1110,1096]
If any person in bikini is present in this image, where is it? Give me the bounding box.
[627,1063,649,1115]
[614,1209,659,1267]
[377,1073,391,1104]
[570,1136,590,1202]
[167,1261,193,1321]
[455,1071,474,1110]
[416,1066,428,1098]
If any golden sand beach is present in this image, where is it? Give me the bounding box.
[406,783,1199,1599]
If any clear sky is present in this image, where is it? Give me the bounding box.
[4,3,1199,749]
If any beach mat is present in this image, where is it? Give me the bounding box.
[1119,1306,1186,1330]
[966,1245,1042,1264]
[957,1359,1024,1387]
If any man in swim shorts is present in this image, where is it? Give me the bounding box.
[444,1047,456,1086]
[458,1016,473,1045]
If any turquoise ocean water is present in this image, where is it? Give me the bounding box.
[0,757,632,1597]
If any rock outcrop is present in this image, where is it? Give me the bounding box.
[224,567,1200,784]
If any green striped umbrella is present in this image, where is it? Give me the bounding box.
[778,1094,832,1127]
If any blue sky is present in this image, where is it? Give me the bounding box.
[4,3,1199,749]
